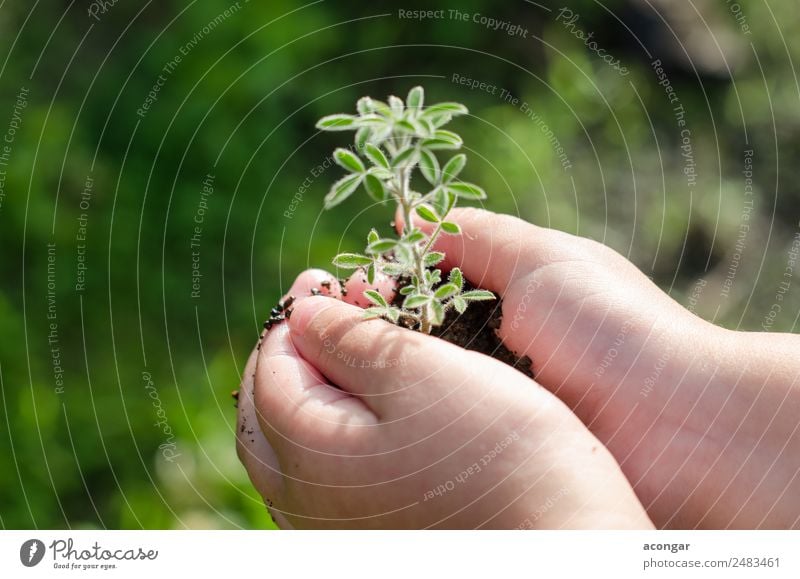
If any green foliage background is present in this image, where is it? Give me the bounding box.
[0,0,797,529]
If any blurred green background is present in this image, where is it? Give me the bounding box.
[0,0,798,529]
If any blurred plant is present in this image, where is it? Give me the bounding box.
[316,86,494,333]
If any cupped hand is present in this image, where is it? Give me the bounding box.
[236,270,652,529]
[407,208,800,528]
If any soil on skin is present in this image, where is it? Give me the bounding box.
[430,288,534,379]
[253,282,534,383]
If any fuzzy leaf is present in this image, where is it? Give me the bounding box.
[367,238,397,254]
[404,229,425,244]
[334,148,365,172]
[324,173,363,208]
[419,148,440,185]
[407,86,424,112]
[389,95,404,116]
[453,296,467,314]
[442,154,466,182]
[394,119,418,134]
[391,147,417,168]
[364,173,388,201]
[355,114,388,127]
[332,252,372,268]
[429,300,445,326]
[449,267,463,289]
[421,103,468,117]
[424,251,445,266]
[317,114,357,131]
[357,97,373,115]
[404,294,430,309]
[461,290,496,301]
[447,182,486,200]
[428,112,453,128]
[440,221,461,235]
[399,285,415,295]
[363,307,384,320]
[367,228,379,245]
[364,143,390,169]
[364,289,388,308]
[367,263,376,285]
[355,127,371,151]
[382,262,406,277]
[415,204,440,223]
[422,130,463,150]
[431,187,455,217]
[434,283,459,300]
[368,167,394,180]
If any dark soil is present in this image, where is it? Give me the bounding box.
[252,280,534,383]
[430,288,534,379]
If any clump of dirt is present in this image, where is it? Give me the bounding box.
[430,287,534,378]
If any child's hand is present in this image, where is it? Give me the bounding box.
[236,271,652,529]
[413,208,800,529]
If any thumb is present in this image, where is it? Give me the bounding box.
[395,207,578,293]
[287,295,532,419]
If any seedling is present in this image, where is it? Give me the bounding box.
[316,86,494,334]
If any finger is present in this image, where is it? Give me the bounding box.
[394,206,579,293]
[237,269,342,503]
[254,321,378,454]
[342,268,398,308]
[287,295,531,419]
[282,268,342,300]
[236,343,285,502]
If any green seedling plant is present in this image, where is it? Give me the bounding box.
[316,86,494,334]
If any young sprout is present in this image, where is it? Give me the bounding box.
[316,86,494,334]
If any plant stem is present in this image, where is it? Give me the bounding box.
[398,165,432,334]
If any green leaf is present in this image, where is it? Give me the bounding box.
[421,103,469,117]
[461,290,496,301]
[355,114,388,127]
[424,251,445,266]
[332,252,372,269]
[404,229,425,244]
[404,294,430,309]
[447,182,486,200]
[449,267,463,289]
[422,130,463,150]
[355,127,371,151]
[391,147,417,168]
[364,173,388,201]
[394,119,418,134]
[364,289,388,308]
[434,283,459,300]
[367,238,397,254]
[418,148,440,185]
[453,296,467,314]
[440,221,461,235]
[367,99,393,117]
[406,86,424,112]
[334,148,365,172]
[366,263,376,285]
[364,143,389,169]
[357,97,373,115]
[431,187,455,217]
[384,307,401,323]
[429,112,453,128]
[363,307,384,320]
[368,166,394,180]
[429,300,445,326]
[389,95,404,116]
[382,262,406,277]
[317,114,357,131]
[324,174,363,208]
[367,228,379,246]
[442,154,466,182]
[399,285,415,295]
[415,204,440,223]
